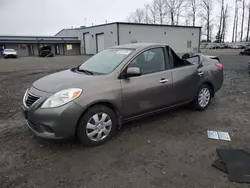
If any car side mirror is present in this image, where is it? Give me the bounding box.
[125,67,141,78]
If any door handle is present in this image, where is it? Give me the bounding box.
[159,78,169,84]
[198,71,204,76]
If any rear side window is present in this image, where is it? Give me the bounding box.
[169,49,191,68]
[128,48,165,75]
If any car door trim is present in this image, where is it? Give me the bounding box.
[123,100,193,122]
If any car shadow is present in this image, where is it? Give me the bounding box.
[33,104,202,150]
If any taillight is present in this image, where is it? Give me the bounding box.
[216,63,223,69]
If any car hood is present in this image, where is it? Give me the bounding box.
[33,69,102,93]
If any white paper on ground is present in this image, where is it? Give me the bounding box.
[207,130,219,140]
[218,132,231,141]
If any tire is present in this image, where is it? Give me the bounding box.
[192,84,212,111]
[77,105,117,147]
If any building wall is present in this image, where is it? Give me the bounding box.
[59,44,65,55]
[5,44,29,57]
[56,29,84,54]
[118,24,200,53]
[33,44,39,56]
[80,24,118,54]
[64,44,80,56]
[56,24,118,54]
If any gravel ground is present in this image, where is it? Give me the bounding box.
[0,52,250,188]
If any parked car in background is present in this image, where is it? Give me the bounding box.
[3,49,17,58]
[22,43,224,146]
[239,46,250,55]
[39,46,54,57]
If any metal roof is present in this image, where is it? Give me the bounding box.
[55,22,201,35]
[0,36,80,44]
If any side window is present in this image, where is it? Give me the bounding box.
[169,49,191,68]
[128,48,165,75]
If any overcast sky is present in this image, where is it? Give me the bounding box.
[0,0,237,41]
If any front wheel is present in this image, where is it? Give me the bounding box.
[77,105,117,147]
[193,84,212,111]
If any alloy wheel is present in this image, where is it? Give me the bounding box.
[198,88,211,108]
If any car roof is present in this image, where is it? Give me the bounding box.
[110,43,168,50]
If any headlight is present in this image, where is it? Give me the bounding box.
[41,88,82,108]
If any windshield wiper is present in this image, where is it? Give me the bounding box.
[76,68,94,75]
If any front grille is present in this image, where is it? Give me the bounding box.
[26,93,40,107]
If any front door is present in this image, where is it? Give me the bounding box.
[121,47,174,118]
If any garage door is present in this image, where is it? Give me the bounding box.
[83,33,91,54]
[96,33,105,53]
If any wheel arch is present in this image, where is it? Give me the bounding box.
[202,81,215,97]
[75,100,122,136]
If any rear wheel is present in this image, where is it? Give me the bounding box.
[77,105,117,147]
[193,84,212,111]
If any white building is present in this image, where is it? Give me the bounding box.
[56,22,201,55]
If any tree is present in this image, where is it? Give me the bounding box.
[201,0,213,42]
[188,0,200,26]
[143,4,152,24]
[221,3,229,42]
[246,3,250,41]
[235,5,239,42]
[164,0,186,25]
[130,8,145,23]
[154,0,167,24]
[149,1,158,24]
[216,0,224,43]
[232,0,240,42]
[240,0,245,42]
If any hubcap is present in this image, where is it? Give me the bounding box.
[198,88,210,108]
[86,113,112,142]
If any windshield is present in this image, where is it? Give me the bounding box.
[5,49,15,52]
[78,49,133,75]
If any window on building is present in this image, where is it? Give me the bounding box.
[187,41,192,48]
[19,45,27,50]
[128,48,165,75]
[66,44,72,50]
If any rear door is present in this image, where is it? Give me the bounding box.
[120,47,174,118]
[168,48,201,104]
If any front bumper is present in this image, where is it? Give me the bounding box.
[22,87,84,140]
[4,54,17,58]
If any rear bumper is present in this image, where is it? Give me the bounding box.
[214,70,224,93]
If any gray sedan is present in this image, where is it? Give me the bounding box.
[22,43,224,146]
